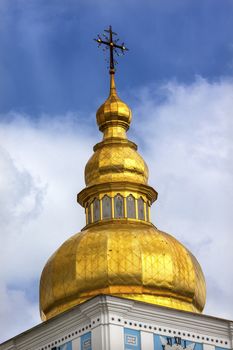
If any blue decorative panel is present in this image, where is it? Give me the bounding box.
[56,341,72,350]
[154,335,203,350]
[124,328,141,350]
[216,347,228,350]
[81,332,92,350]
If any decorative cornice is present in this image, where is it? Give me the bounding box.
[93,138,137,152]
[77,181,158,207]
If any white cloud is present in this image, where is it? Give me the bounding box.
[0,77,232,341]
[132,77,233,319]
[0,114,95,341]
[0,282,39,341]
[0,145,45,280]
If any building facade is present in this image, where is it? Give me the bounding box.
[1,295,232,350]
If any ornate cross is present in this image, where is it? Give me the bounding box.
[94,25,129,74]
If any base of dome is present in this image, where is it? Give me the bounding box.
[41,291,201,321]
[40,222,206,321]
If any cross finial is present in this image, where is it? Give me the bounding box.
[94,25,129,74]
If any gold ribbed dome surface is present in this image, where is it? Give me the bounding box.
[40,221,206,320]
[85,141,148,187]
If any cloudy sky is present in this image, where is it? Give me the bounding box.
[0,0,233,342]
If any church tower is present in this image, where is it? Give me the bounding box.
[39,26,206,321]
[1,26,232,350]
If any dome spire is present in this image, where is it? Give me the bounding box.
[109,72,117,96]
[95,26,131,139]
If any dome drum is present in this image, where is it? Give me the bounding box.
[77,181,158,208]
[84,193,151,226]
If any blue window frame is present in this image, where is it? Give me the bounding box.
[81,332,92,350]
[124,328,141,350]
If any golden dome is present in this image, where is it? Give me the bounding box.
[85,140,148,187]
[40,221,206,320]
[39,51,206,320]
[96,73,132,133]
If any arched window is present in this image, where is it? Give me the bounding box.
[93,198,100,222]
[114,194,124,218]
[102,195,112,219]
[127,194,136,219]
[138,197,145,220]
[87,204,92,224]
[146,202,150,221]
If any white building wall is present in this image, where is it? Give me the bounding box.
[140,331,154,350]
[203,345,215,350]
[109,324,124,350]
[92,326,103,350]
[72,337,80,350]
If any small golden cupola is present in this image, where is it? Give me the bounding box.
[96,73,132,136]
[39,26,206,321]
[84,72,149,188]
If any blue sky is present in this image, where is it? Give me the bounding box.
[0,0,232,116]
[0,0,233,343]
